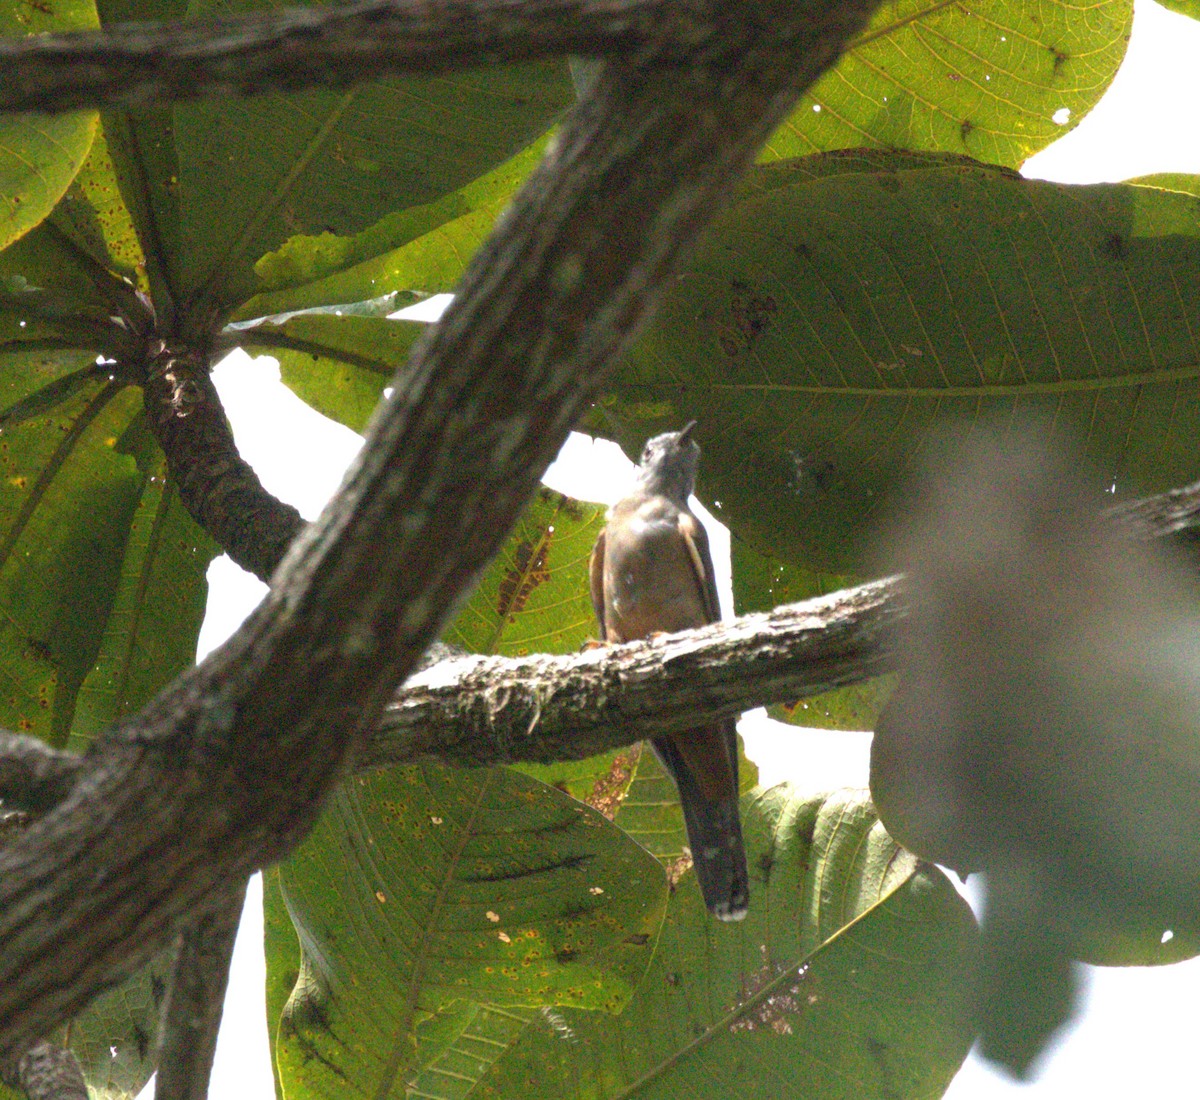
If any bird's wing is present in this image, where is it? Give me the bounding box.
[677,511,721,624]
[588,528,608,639]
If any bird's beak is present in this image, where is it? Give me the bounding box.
[678,420,697,443]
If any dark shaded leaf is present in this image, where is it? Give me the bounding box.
[474,787,977,1100]
[596,154,1200,573]
[273,765,667,1098]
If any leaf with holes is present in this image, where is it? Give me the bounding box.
[273,764,667,1099]
[763,0,1130,168]
[592,154,1200,574]
[472,787,977,1100]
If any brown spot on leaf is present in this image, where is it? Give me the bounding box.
[1099,232,1126,261]
[718,280,779,356]
[497,535,552,621]
[585,749,636,819]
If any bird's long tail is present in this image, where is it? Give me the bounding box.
[652,735,750,922]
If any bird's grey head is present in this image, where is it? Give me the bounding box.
[635,421,701,503]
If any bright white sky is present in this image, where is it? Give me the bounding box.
[137,3,1200,1095]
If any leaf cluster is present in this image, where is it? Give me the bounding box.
[1,0,1198,1094]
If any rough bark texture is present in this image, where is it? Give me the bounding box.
[0,0,882,1057]
[0,1041,88,1100]
[365,578,902,768]
[153,880,248,1100]
[142,344,305,583]
[0,732,83,813]
[0,0,710,114]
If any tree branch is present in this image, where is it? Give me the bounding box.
[364,577,901,767]
[0,0,698,115]
[0,732,83,815]
[154,879,248,1100]
[0,0,882,1054]
[0,1040,87,1100]
[142,344,305,583]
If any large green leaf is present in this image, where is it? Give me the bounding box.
[238,313,427,434]
[440,486,637,804]
[595,154,1200,573]
[764,0,1131,167]
[69,416,217,747]
[99,0,570,335]
[235,136,551,322]
[473,787,977,1100]
[273,765,667,1099]
[0,0,98,251]
[0,370,144,745]
[49,119,149,291]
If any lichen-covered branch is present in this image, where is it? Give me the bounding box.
[0,0,692,114]
[364,578,902,768]
[142,344,305,583]
[1108,476,1200,543]
[0,1040,87,1100]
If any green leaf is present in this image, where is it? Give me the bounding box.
[403,1002,537,1100]
[98,0,570,332]
[444,488,606,658]
[0,218,141,353]
[49,118,149,290]
[442,486,624,808]
[0,0,98,251]
[234,135,551,322]
[239,313,427,433]
[274,765,668,1098]
[64,946,175,1100]
[1153,0,1200,18]
[69,415,217,748]
[474,787,977,1100]
[264,867,299,1099]
[599,154,1200,573]
[0,371,144,745]
[610,739,759,868]
[763,0,1131,168]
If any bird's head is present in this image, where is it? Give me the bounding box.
[635,421,701,503]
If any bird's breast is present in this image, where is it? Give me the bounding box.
[603,506,708,639]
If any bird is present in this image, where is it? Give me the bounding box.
[589,422,749,921]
